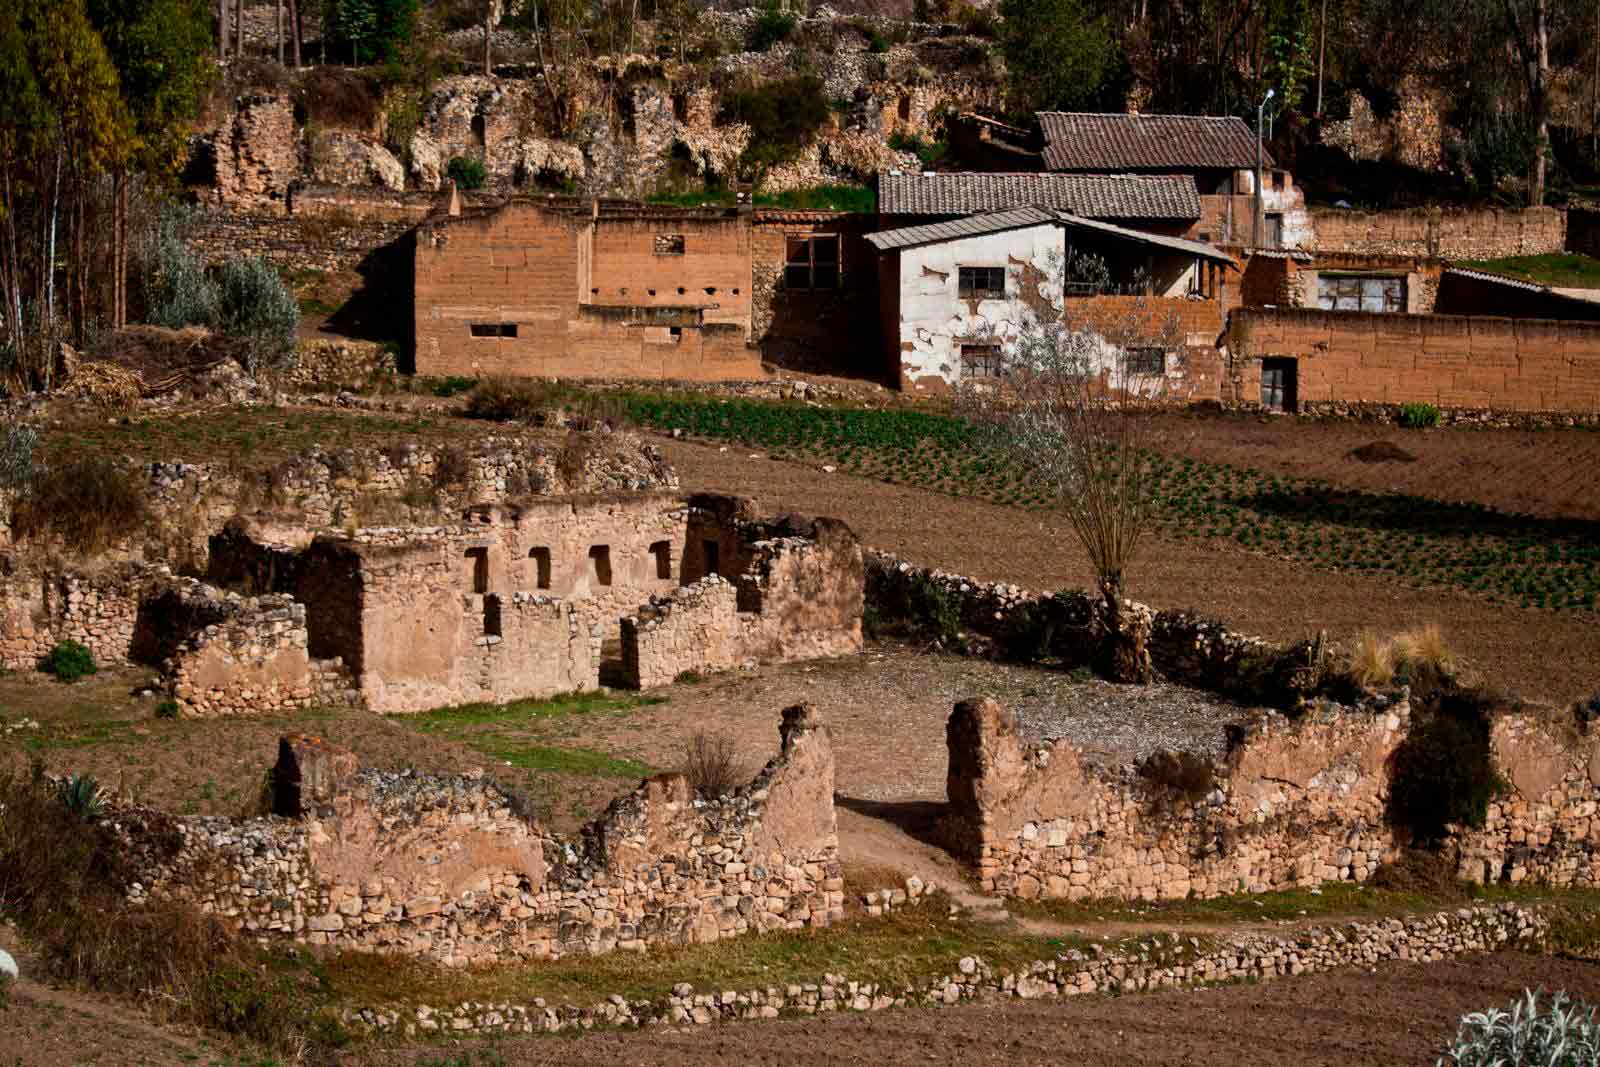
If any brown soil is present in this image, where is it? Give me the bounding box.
[1145,411,1600,521]
[351,951,1600,1066]
[658,438,1600,705]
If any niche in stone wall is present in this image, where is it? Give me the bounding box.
[529,547,552,589]
[589,545,612,586]
[703,539,720,576]
[483,594,503,637]
[650,540,672,580]
[465,547,489,594]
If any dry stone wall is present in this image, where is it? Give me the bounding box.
[1308,206,1565,259]
[342,903,1542,1037]
[0,564,147,670]
[119,706,842,966]
[621,575,742,688]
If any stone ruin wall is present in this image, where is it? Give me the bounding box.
[1307,205,1566,260]
[0,565,146,671]
[943,696,1408,902]
[944,695,1600,903]
[117,707,843,966]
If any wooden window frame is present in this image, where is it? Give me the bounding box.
[958,266,1007,300]
[784,235,841,290]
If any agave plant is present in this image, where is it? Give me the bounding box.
[1440,989,1600,1066]
[57,773,105,820]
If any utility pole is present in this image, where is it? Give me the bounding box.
[1255,88,1274,250]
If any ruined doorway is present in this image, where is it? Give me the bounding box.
[1260,358,1297,413]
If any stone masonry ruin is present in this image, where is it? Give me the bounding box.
[116,707,842,966]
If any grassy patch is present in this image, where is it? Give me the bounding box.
[1457,253,1600,289]
[317,897,1087,1010]
[627,395,1600,614]
[647,185,876,213]
[404,692,665,781]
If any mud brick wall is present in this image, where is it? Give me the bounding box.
[0,564,149,669]
[121,706,843,966]
[1226,307,1600,414]
[943,697,1409,902]
[414,202,763,382]
[1308,206,1565,258]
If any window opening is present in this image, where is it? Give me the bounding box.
[654,234,686,255]
[1126,347,1167,376]
[958,266,1007,300]
[589,545,612,586]
[1317,274,1406,313]
[785,235,841,290]
[702,539,720,576]
[482,594,502,636]
[961,344,1002,379]
[650,540,672,580]
[529,547,551,590]
[469,323,517,338]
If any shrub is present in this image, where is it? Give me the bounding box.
[0,768,314,1051]
[1392,622,1458,692]
[57,773,105,819]
[683,732,744,799]
[720,75,831,174]
[445,155,486,190]
[11,454,148,554]
[1387,704,1505,843]
[215,258,298,375]
[155,700,180,719]
[747,3,797,51]
[1399,402,1442,429]
[1440,989,1600,1066]
[431,374,478,397]
[431,445,470,489]
[39,640,97,684]
[0,420,38,491]
[463,377,565,422]
[139,207,219,330]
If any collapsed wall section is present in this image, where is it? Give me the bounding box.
[0,564,149,669]
[118,706,842,966]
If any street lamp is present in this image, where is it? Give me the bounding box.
[1255,88,1275,250]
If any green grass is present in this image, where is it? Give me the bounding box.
[1457,252,1600,289]
[646,185,876,213]
[404,691,665,780]
[624,395,1600,615]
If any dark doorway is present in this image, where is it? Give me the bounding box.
[1261,358,1298,412]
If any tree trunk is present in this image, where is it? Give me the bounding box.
[1531,0,1549,207]
[288,0,301,66]
[219,0,229,58]
[277,0,284,64]
[1096,577,1152,685]
[483,0,493,76]
[235,0,245,59]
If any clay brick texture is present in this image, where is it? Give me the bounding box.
[414,202,761,381]
[1227,308,1600,414]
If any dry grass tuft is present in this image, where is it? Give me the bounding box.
[1393,623,1457,675]
[1346,630,1396,689]
[682,732,746,800]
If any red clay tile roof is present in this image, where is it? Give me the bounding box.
[879,172,1201,220]
[1037,112,1270,172]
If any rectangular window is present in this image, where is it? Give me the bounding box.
[654,234,686,255]
[465,547,489,595]
[469,323,518,338]
[1317,275,1406,313]
[588,545,612,586]
[961,344,1002,379]
[958,266,1007,300]
[650,540,672,580]
[785,235,841,290]
[1126,347,1167,376]
[529,547,552,590]
[702,539,720,577]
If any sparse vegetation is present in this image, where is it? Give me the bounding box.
[747,2,797,52]
[720,76,831,176]
[39,641,98,684]
[446,155,487,191]
[1399,402,1443,429]
[1441,989,1600,1066]
[214,258,299,376]
[682,731,745,799]
[463,377,566,422]
[11,454,148,554]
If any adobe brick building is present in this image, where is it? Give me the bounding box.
[414,198,761,381]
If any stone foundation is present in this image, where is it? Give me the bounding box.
[118,706,843,966]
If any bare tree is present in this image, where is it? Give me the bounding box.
[1502,0,1551,206]
[956,254,1177,683]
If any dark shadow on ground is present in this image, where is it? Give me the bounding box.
[836,795,950,851]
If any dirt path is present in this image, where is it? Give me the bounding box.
[658,438,1600,705]
[354,951,1600,1066]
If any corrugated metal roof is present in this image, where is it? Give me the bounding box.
[1443,267,1549,293]
[865,207,1057,250]
[1037,112,1269,172]
[879,172,1201,220]
[866,208,1236,266]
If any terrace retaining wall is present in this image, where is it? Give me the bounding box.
[117,707,843,966]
